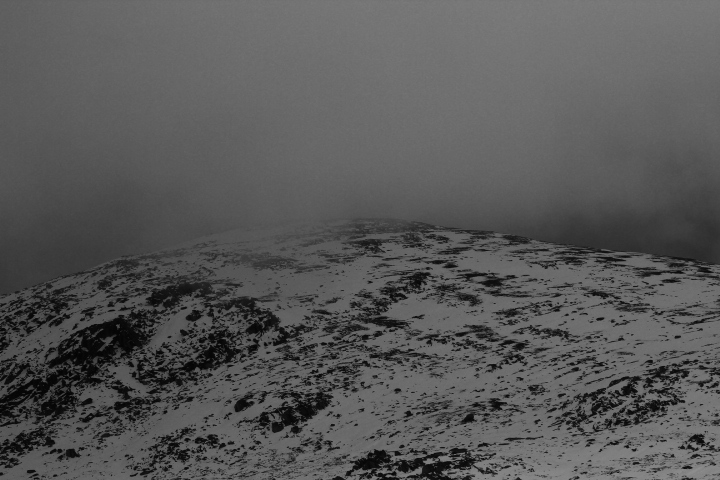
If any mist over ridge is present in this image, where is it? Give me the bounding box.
[2,1,720,293]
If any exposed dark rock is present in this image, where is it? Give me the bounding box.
[258,391,332,432]
[50,317,146,370]
[234,396,254,412]
[195,330,236,369]
[0,427,55,468]
[558,366,686,431]
[147,282,213,308]
[349,238,385,254]
[352,449,392,470]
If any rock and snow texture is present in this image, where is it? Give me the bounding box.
[2,218,720,479]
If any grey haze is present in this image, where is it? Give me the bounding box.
[2,1,720,294]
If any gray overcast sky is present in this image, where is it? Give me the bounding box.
[2,1,720,294]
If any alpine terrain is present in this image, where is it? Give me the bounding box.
[3,218,720,479]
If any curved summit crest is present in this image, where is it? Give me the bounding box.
[1,219,720,478]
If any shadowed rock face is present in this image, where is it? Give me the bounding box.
[2,218,720,478]
[51,317,147,369]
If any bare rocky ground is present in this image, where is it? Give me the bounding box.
[2,218,720,479]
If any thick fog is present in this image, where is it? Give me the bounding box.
[2,1,720,294]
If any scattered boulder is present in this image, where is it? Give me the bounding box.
[258,391,332,432]
[352,449,392,470]
[234,396,254,412]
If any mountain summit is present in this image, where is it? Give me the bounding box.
[2,218,720,479]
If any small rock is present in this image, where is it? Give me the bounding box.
[234,397,254,412]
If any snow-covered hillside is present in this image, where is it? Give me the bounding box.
[2,218,720,479]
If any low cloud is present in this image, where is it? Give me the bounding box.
[2,1,720,293]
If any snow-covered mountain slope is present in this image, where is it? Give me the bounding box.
[3,218,720,479]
